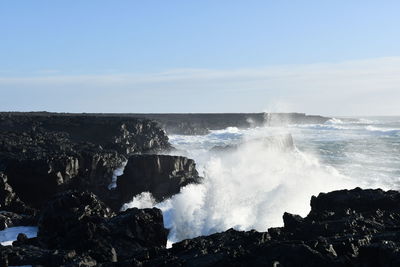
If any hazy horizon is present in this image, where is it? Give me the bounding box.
[1,1,399,116]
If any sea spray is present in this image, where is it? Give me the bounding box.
[122,118,400,244]
[123,130,354,244]
[157,138,353,243]
[108,160,128,190]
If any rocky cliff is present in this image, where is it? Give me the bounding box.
[1,113,399,267]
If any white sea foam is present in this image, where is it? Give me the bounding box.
[123,117,400,245]
[121,192,156,211]
[156,138,353,243]
[108,160,128,190]
[365,125,400,134]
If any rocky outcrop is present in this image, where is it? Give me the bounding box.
[0,113,171,154]
[130,188,400,266]
[0,172,31,215]
[36,191,167,263]
[117,155,201,203]
[1,187,400,266]
[0,114,172,210]
[0,245,97,267]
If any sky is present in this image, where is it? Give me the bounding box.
[0,1,399,116]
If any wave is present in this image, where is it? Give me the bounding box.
[365,126,400,135]
[124,120,400,245]
[125,136,355,244]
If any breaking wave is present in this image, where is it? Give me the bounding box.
[123,116,400,245]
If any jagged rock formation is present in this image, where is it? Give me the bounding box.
[0,191,167,266]
[1,187,400,266]
[129,188,400,267]
[0,114,173,210]
[117,154,201,203]
[37,191,167,263]
[1,113,399,266]
[0,114,171,154]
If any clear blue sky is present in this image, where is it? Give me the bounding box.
[1,1,400,115]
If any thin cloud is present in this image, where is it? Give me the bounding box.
[1,57,399,115]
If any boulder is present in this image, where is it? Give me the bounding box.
[116,154,201,203]
[37,191,168,263]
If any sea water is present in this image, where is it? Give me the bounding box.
[3,117,399,247]
[125,117,400,244]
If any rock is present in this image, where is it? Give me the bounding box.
[0,172,32,215]
[37,191,114,248]
[109,208,169,260]
[133,229,334,267]
[0,211,35,230]
[116,154,201,203]
[0,245,97,267]
[0,114,172,209]
[0,113,172,154]
[4,156,81,208]
[0,126,167,209]
[37,191,168,263]
[130,188,400,266]
[310,187,400,215]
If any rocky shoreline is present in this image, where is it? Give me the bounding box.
[0,113,398,266]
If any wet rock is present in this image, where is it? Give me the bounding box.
[117,154,201,203]
[130,188,400,266]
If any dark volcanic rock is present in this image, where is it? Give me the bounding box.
[108,208,168,260]
[0,245,97,267]
[310,187,400,214]
[0,114,171,154]
[37,191,167,263]
[133,229,334,267]
[130,188,400,267]
[117,154,201,203]
[0,172,32,215]
[37,191,114,249]
[0,114,172,209]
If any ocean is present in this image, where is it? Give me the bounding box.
[125,116,400,245]
[2,117,399,248]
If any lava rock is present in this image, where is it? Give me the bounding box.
[131,188,400,266]
[116,154,201,203]
[38,191,168,263]
[0,172,31,215]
